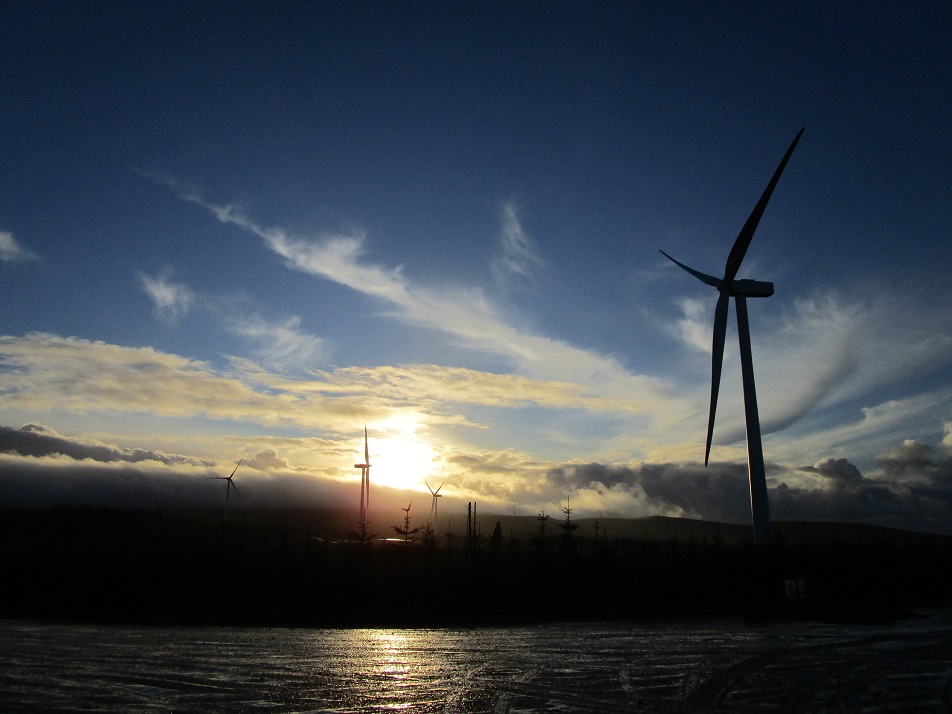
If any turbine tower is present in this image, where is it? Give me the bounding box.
[660,128,803,547]
[425,479,444,529]
[354,426,372,526]
[207,458,242,523]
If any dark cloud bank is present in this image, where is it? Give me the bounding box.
[0,424,351,512]
[546,441,952,535]
[0,424,215,468]
[1,424,950,535]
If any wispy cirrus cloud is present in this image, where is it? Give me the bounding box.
[670,297,712,353]
[0,231,40,262]
[227,314,328,368]
[178,194,649,391]
[491,201,544,288]
[138,255,328,370]
[665,287,952,466]
[166,187,952,477]
[139,270,195,322]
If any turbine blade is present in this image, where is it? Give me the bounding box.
[229,458,243,479]
[230,480,241,498]
[659,250,720,287]
[706,291,730,466]
[364,426,369,464]
[435,482,444,495]
[723,128,803,283]
[425,479,434,495]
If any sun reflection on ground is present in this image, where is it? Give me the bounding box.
[333,629,454,711]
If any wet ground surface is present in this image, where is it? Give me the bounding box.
[2,613,951,712]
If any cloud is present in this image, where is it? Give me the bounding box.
[546,460,753,522]
[799,457,863,484]
[284,364,650,413]
[679,291,952,463]
[0,417,949,534]
[0,333,362,430]
[179,193,658,392]
[246,448,289,471]
[541,446,952,534]
[671,297,712,353]
[767,293,952,426]
[0,231,39,262]
[0,421,356,511]
[0,449,355,511]
[138,263,327,370]
[491,201,544,288]
[139,270,195,321]
[227,314,327,367]
[769,389,952,474]
[0,334,659,449]
[0,423,215,467]
[877,438,952,487]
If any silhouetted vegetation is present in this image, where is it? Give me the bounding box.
[1,506,951,628]
[392,502,420,543]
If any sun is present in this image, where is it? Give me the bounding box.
[364,415,440,493]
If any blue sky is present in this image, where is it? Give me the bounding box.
[1,1,950,533]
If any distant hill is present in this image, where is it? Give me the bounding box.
[470,512,952,548]
[5,505,949,547]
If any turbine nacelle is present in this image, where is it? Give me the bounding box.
[726,279,774,298]
[660,251,774,298]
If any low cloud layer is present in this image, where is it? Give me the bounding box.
[0,424,214,468]
[543,445,952,534]
[0,425,355,512]
[2,422,948,535]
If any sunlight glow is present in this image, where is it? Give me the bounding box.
[361,414,439,493]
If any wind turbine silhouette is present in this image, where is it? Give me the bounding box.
[425,479,444,529]
[207,458,243,523]
[354,426,372,527]
[660,128,804,547]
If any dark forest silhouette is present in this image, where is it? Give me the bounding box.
[2,506,951,627]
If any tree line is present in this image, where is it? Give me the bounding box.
[2,505,951,627]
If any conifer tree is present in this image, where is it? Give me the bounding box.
[392,502,421,544]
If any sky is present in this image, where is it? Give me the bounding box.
[1,1,951,534]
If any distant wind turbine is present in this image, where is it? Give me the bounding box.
[354,427,372,527]
[425,479,444,529]
[660,128,804,547]
[206,458,243,523]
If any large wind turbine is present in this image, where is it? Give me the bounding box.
[207,458,243,523]
[354,427,372,526]
[660,128,803,547]
[425,479,444,529]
